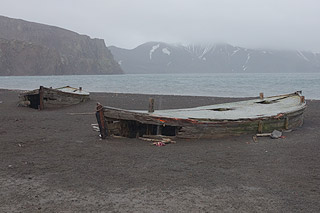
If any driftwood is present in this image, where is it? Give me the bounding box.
[139,136,176,144]
[256,133,272,137]
[67,112,95,115]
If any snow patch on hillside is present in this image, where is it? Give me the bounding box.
[150,44,160,60]
[242,53,251,71]
[184,44,215,59]
[162,48,171,55]
[231,48,240,56]
[297,51,310,62]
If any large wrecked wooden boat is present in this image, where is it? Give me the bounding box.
[95,91,306,139]
[19,86,90,109]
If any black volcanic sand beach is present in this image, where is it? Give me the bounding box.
[0,89,319,212]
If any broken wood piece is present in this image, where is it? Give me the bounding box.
[139,137,160,142]
[285,117,289,130]
[260,92,264,99]
[96,103,107,139]
[92,126,100,132]
[67,112,95,115]
[39,86,44,110]
[258,120,263,133]
[252,135,258,143]
[256,133,272,137]
[139,137,176,144]
[111,135,126,138]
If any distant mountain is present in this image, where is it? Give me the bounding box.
[0,15,123,76]
[109,42,320,74]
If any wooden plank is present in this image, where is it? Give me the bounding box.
[96,103,107,139]
[258,120,263,133]
[260,92,264,99]
[148,98,154,113]
[39,86,44,110]
[285,116,289,130]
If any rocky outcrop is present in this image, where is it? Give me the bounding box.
[109,42,320,74]
[0,15,123,75]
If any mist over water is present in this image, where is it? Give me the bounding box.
[1,73,319,99]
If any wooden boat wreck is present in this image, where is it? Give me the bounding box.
[95,91,306,139]
[19,86,90,109]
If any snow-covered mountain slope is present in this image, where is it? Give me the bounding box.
[109,42,320,74]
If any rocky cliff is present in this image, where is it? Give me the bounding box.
[109,42,320,74]
[0,15,123,75]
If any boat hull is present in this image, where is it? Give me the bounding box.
[19,86,90,109]
[96,92,306,139]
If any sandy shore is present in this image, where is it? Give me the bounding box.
[1,89,320,212]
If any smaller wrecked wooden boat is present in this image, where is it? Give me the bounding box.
[95,91,306,139]
[19,86,90,109]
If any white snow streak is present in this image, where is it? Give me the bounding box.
[198,46,214,59]
[242,53,251,71]
[184,44,215,59]
[149,44,160,60]
[297,51,310,62]
[231,48,240,56]
[162,48,171,55]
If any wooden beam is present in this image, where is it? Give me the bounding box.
[259,92,264,99]
[148,98,154,113]
[96,103,107,139]
[156,125,162,135]
[39,86,44,110]
[258,120,263,133]
[285,117,289,130]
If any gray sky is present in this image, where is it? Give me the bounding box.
[1,0,320,51]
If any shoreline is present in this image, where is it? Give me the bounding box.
[1,88,318,101]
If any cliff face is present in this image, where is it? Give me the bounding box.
[0,38,63,75]
[0,15,123,75]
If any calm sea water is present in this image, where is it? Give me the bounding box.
[0,73,319,99]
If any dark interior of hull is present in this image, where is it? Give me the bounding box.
[107,119,178,138]
[26,94,40,109]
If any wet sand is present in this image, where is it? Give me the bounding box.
[0,89,319,212]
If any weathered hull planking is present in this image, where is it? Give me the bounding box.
[19,86,90,109]
[96,92,306,139]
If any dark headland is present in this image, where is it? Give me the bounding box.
[0,15,122,76]
[1,89,319,212]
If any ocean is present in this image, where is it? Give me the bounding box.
[0,73,319,99]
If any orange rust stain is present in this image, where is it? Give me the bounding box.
[274,113,284,119]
